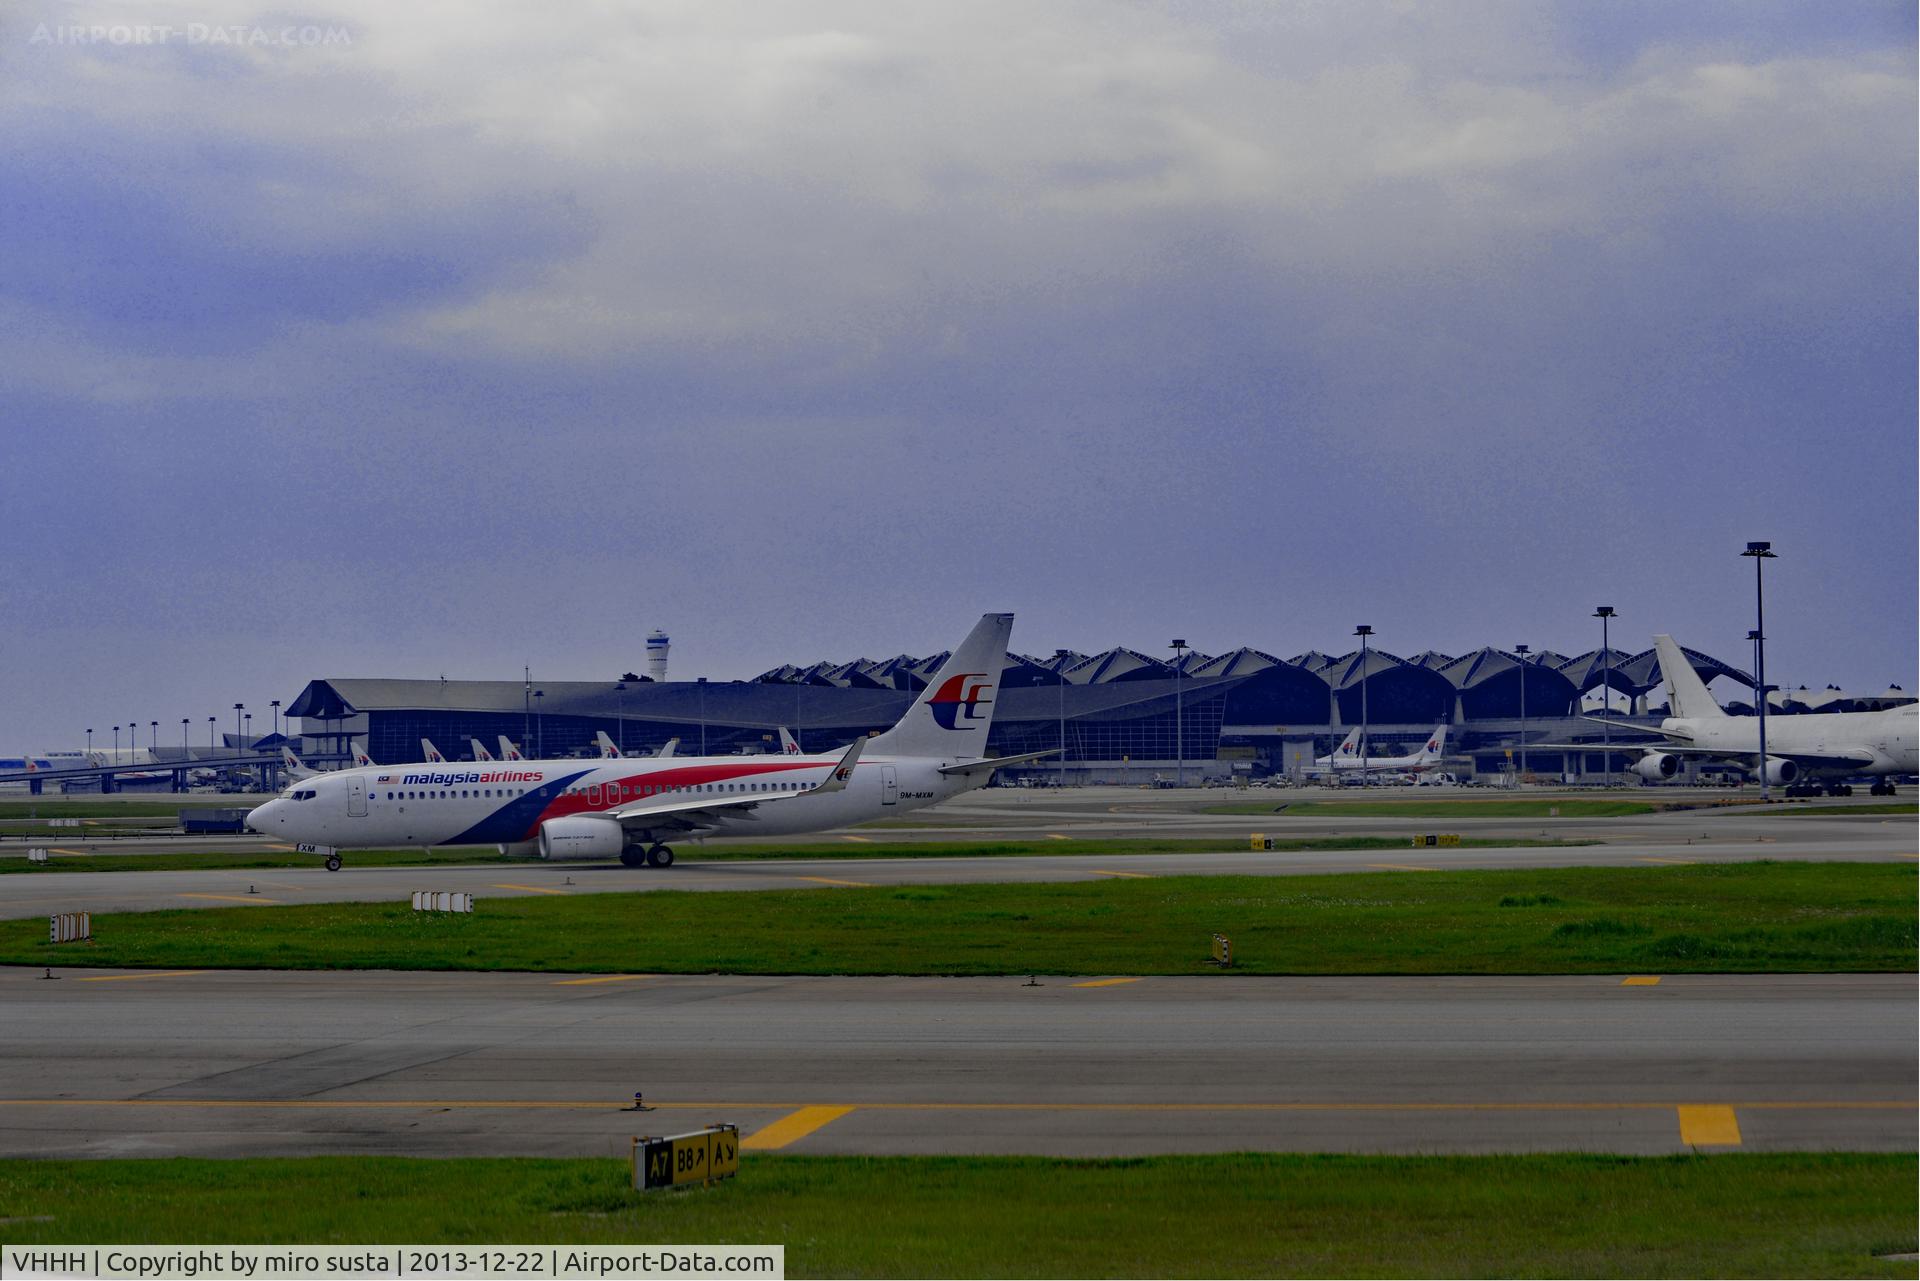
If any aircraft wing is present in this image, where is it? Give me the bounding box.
[1532,740,1879,771]
[938,749,1058,777]
[603,737,865,832]
[1581,716,1692,740]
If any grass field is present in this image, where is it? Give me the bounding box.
[1204,797,1668,817]
[1759,802,1917,817]
[0,834,1593,875]
[4,862,1909,976]
[0,1153,1912,1277]
[0,799,236,819]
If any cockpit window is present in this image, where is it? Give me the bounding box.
[292,789,316,800]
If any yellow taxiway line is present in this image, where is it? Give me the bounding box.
[177,893,280,905]
[741,1105,857,1150]
[551,975,655,987]
[793,875,876,888]
[1071,978,1143,988]
[73,972,206,983]
[0,1098,1904,1115]
[1090,869,1151,879]
[491,883,569,895]
[1676,1104,1743,1145]
[1621,976,1662,986]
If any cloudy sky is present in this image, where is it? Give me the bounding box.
[2,1,1914,747]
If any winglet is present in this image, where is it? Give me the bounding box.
[810,736,866,794]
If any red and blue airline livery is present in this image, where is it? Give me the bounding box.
[249,614,1050,870]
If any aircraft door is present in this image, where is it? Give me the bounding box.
[881,765,897,806]
[347,776,368,817]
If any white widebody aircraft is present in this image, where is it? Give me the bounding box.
[1594,634,1916,795]
[1306,725,1450,777]
[250,613,1047,871]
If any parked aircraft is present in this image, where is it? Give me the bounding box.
[1305,726,1450,777]
[470,739,496,762]
[249,614,1049,871]
[778,727,802,755]
[1307,728,1365,775]
[596,731,622,759]
[421,739,447,764]
[498,736,525,762]
[1589,634,1915,796]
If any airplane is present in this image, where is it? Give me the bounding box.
[498,736,526,762]
[596,731,622,759]
[1579,634,1917,796]
[421,739,447,764]
[1306,727,1365,776]
[281,746,319,781]
[656,737,679,758]
[350,739,376,768]
[248,613,1053,871]
[1304,726,1450,778]
[778,727,802,755]
[470,738,496,762]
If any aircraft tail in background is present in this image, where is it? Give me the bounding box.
[864,614,1014,760]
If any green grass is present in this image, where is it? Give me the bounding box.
[4,862,1910,976]
[1758,802,1917,817]
[1204,798,1666,817]
[0,834,1593,875]
[0,1154,1912,1277]
[0,800,240,819]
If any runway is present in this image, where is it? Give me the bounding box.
[1,967,1909,1159]
[0,822,1909,920]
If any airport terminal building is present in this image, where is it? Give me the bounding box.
[283,642,1915,784]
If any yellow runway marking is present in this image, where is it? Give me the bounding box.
[794,875,876,888]
[177,893,280,905]
[50,848,88,855]
[1071,978,1142,988]
[0,1098,1906,1115]
[1367,863,1436,872]
[742,1105,856,1150]
[491,883,569,895]
[1091,869,1151,879]
[840,835,872,843]
[74,972,206,983]
[1621,976,1662,986]
[1638,857,1694,865]
[552,975,654,987]
[1047,833,1069,839]
[265,843,296,851]
[1677,1104,1742,1146]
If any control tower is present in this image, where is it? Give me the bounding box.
[646,630,670,683]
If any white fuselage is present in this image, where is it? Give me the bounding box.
[247,751,977,851]
[1664,703,1918,777]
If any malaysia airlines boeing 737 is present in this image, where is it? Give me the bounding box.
[250,614,1048,870]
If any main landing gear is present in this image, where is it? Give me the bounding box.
[620,843,676,869]
[325,853,342,872]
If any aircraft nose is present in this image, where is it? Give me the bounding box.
[245,801,275,833]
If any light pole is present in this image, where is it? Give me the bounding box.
[86,728,93,756]
[208,717,217,752]
[1170,639,1189,787]
[533,690,544,758]
[1353,626,1373,784]
[1592,607,1615,785]
[1741,541,1777,799]
[697,678,708,756]
[233,703,245,753]
[270,700,281,741]
[523,666,532,756]
[615,681,627,755]
[112,725,120,758]
[150,721,158,752]
[1514,644,1530,789]
[181,719,189,751]
[1055,648,1071,788]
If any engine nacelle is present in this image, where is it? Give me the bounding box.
[537,815,627,861]
[1762,757,1798,785]
[1631,753,1680,781]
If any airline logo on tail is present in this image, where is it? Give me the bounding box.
[929,673,993,730]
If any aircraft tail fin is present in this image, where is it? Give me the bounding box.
[655,737,678,758]
[596,731,622,759]
[281,746,316,780]
[1335,726,1364,758]
[865,613,1014,759]
[778,727,801,755]
[1655,634,1727,719]
[350,738,375,768]
[1419,723,1449,761]
[469,738,495,762]
[498,736,524,761]
[421,738,445,763]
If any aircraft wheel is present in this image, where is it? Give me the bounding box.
[325,854,342,872]
[620,848,646,868]
[647,844,674,868]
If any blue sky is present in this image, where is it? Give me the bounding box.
[2,1,1914,747]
